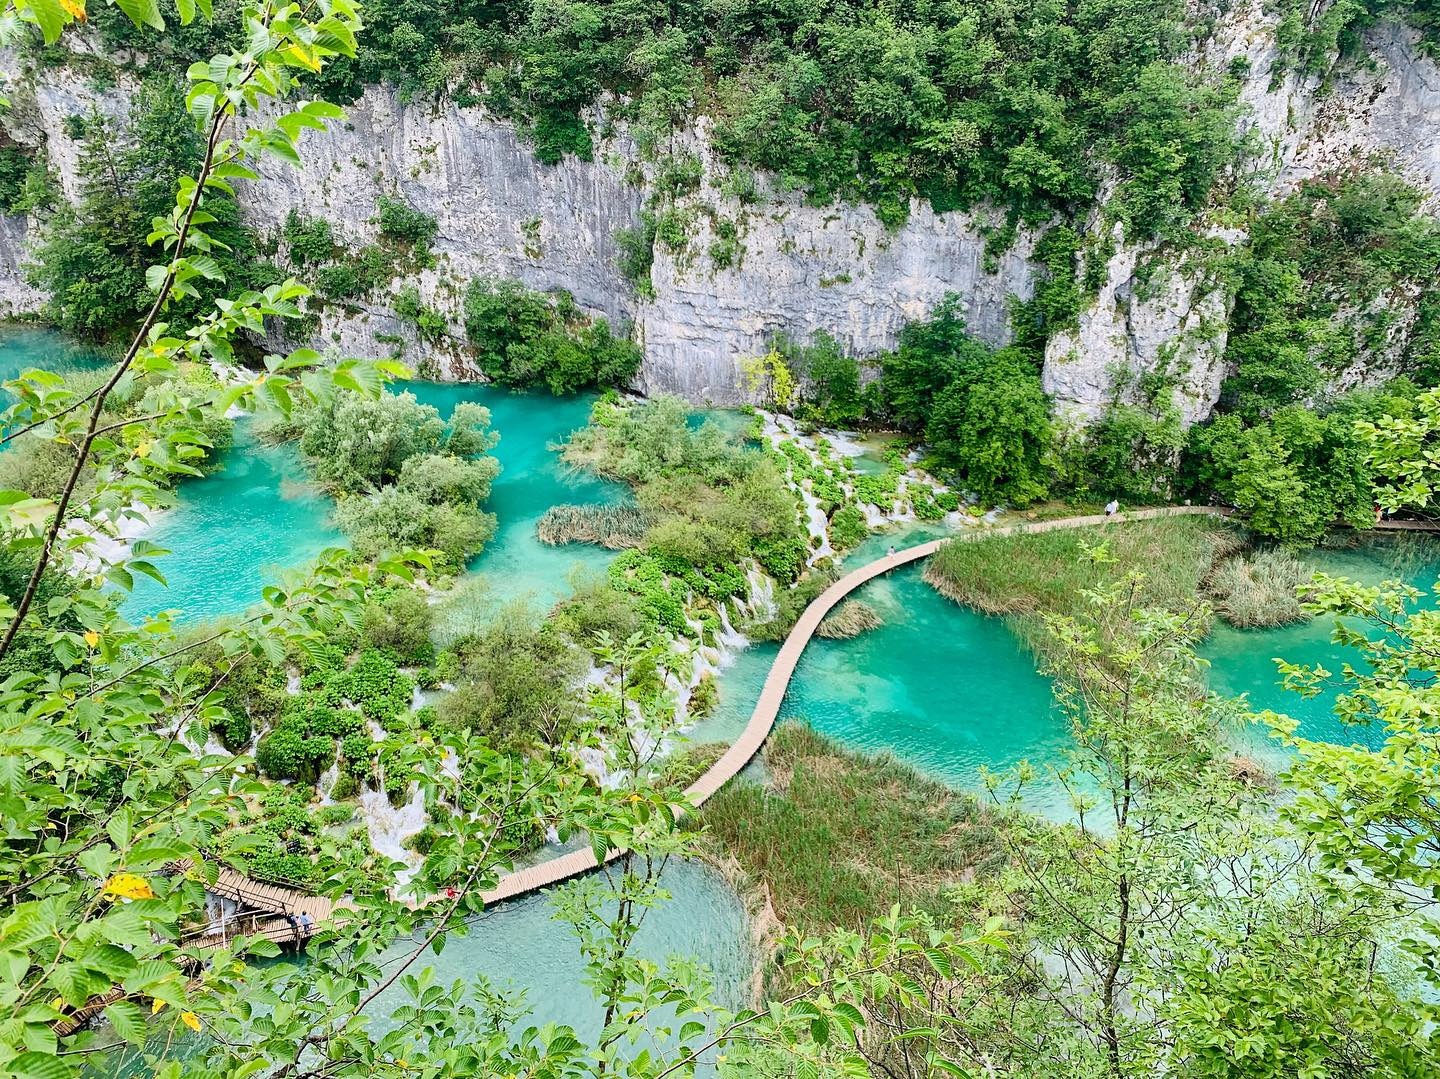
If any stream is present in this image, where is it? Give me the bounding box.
[8,327,1437,1043]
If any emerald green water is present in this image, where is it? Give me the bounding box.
[123,420,344,622]
[370,859,751,1042]
[120,384,624,622]
[1199,540,1440,764]
[0,325,108,382]
[408,383,626,611]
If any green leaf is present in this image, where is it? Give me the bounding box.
[114,0,165,31]
[25,0,67,44]
[11,1051,74,1079]
[105,999,148,1045]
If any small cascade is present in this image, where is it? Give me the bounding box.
[201,732,231,758]
[358,783,427,884]
[715,602,749,655]
[438,747,462,781]
[316,760,340,805]
[411,683,426,710]
[286,671,302,695]
[743,565,778,623]
[579,744,620,788]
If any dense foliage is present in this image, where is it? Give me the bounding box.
[288,390,501,566]
[877,298,1054,506]
[28,77,278,339]
[566,395,809,587]
[1219,173,1440,419]
[462,277,641,393]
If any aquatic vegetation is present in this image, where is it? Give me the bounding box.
[701,722,1007,932]
[816,599,883,639]
[536,503,651,549]
[1206,548,1314,628]
[827,503,868,550]
[924,516,1241,655]
[438,601,587,749]
[290,391,501,568]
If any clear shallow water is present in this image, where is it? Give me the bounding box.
[1200,539,1440,764]
[698,561,1071,815]
[0,324,109,383]
[121,384,626,622]
[370,859,752,1042]
[408,383,627,612]
[123,420,344,622]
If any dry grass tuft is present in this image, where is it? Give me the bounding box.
[816,600,883,639]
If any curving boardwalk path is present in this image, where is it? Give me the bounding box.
[479,505,1227,903]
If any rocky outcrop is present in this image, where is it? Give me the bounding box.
[1040,9,1440,427]
[1,10,1438,417]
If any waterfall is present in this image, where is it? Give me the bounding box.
[358,783,427,884]
[742,565,778,623]
[316,760,340,804]
[203,893,238,936]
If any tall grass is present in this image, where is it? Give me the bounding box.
[536,504,651,549]
[923,516,1240,654]
[1205,549,1313,628]
[816,599,882,639]
[699,723,1006,933]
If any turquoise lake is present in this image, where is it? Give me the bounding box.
[122,382,625,623]
[11,324,1440,1043]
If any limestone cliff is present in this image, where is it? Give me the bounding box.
[1,6,1438,416]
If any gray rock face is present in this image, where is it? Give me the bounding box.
[1041,9,1440,427]
[637,120,1038,403]
[0,13,1438,420]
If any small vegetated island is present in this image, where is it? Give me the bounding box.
[4,0,1440,1076]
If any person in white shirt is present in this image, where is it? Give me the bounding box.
[1104,499,1119,517]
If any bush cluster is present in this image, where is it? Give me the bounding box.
[462,277,641,394]
[291,391,500,567]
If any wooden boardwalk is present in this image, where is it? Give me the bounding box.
[479,505,1228,902]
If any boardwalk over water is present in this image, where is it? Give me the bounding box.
[479,505,1227,902]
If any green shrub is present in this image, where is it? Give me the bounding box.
[828,504,868,549]
[374,195,438,248]
[284,209,335,265]
[462,277,641,393]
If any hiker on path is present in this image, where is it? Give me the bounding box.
[1104,499,1119,517]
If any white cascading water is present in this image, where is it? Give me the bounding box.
[203,893,238,936]
[743,565,778,623]
[358,782,427,885]
[316,760,340,804]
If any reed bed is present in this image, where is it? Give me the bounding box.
[816,600,883,639]
[923,516,1240,655]
[700,722,1006,933]
[536,504,651,549]
[1205,548,1313,628]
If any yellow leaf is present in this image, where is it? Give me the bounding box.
[83,630,99,648]
[102,873,155,900]
[51,996,65,1011]
[58,0,86,17]
[152,998,167,1014]
[136,441,152,458]
[285,45,321,72]
[180,1011,202,1032]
